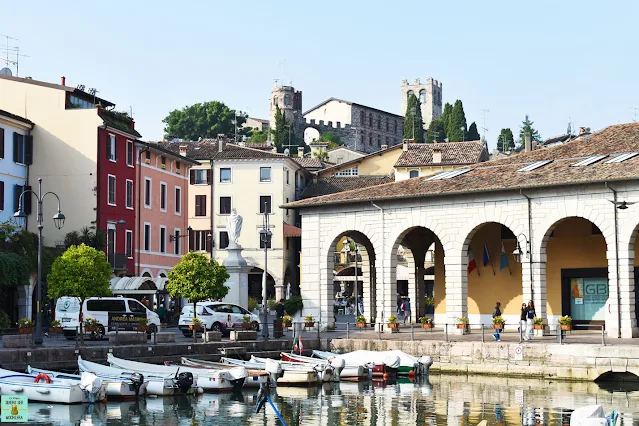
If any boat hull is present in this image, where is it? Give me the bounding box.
[179,358,269,389]
[0,371,86,404]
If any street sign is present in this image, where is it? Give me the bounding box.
[513,345,524,361]
[108,312,146,331]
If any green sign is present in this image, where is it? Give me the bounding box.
[1,395,28,422]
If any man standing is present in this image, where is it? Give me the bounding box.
[275,299,286,320]
[492,302,502,341]
[403,298,411,323]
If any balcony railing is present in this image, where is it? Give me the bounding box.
[108,253,128,270]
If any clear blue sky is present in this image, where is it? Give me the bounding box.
[3,1,638,149]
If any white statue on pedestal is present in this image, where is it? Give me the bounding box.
[227,209,243,248]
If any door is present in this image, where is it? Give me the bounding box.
[106,223,116,266]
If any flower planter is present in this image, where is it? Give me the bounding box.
[559,325,572,331]
[304,322,315,328]
[49,326,63,334]
[18,327,33,335]
[356,322,367,328]
[84,326,97,333]
[387,323,399,329]
[136,325,148,332]
[492,324,504,330]
[189,325,202,331]
[456,324,468,329]
[421,323,433,329]
[533,324,545,330]
[283,322,292,328]
[242,323,253,330]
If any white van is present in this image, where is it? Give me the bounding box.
[55,296,160,340]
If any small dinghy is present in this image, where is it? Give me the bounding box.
[250,355,334,383]
[78,356,197,396]
[27,365,146,399]
[108,354,245,392]
[570,405,620,426]
[0,368,106,404]
[312,349,430,376]
[178,357,269,389]
[281,352,370,381]
[220,357,318,386]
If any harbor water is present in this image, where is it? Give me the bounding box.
[24,374,639,425]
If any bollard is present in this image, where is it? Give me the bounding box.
[519,323,522,344]
[445,323,448,343]
[601,325,605,346]
[75,326,79,347]
[377,323,381,341]
[410,323,414,341]
[346,322,349,339]
[558,323,563,345]
[481,325,485,343]
[153,328,157,345]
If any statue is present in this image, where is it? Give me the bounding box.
[227,208,243,247]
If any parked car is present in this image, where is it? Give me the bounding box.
[55,296,161,340]
[178,302,260,337]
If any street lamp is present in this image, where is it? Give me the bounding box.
[170,226,192,242]
[14,178,65,345]
[259,206,273,339]
[342,237,359,316]
[512,233,530,264]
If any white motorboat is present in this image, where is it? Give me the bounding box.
[0,368,106,404]
[312,349,430,376]
[107,354,245,392]
[250,356,334,382]
[78,356,197,396]
[220,357,318,386]
[179,357,269,389]
[27,365,146,399]
[281,352,370,381]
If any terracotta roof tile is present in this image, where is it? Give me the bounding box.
[301,174,394,198]
[158,139,285,161]
[394,141,488,167]
[285,123,639,208]
[293,157,327,169]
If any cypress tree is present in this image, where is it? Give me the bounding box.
[497,128,515,152]
[467,122,481,141]
[273,105,288,152]
[426,119,446,143]
[403,93,425,143]
[446,100,467,142]
[439,102,453,139]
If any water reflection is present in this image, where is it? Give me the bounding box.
[27,375,639,425]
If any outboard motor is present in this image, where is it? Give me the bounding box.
[418,356,433,375]
[176,372,194,394]
[328,357,345,382]
[264,359,282,388]
[130,372,145,396]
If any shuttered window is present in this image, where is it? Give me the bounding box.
[195,195,207,216]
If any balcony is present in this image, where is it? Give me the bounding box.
[108,253,128,271]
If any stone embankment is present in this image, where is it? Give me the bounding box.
[328,339,639,381]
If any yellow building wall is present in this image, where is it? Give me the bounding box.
[434,240,446,314]
[318,148,402,177]
[395,165,460,181]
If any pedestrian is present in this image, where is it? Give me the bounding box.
[403,298,411,323]
[275,299,286,320]
[157,303,166,324]
[520,303,529,340]
[527,300,536,340]
[492,301,502,341]
[141,296,149,308]
[397,295,402,316]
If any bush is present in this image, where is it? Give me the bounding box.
[0,310,10,328]
[283,296,303,316]
[267,298,277,311]
[247,297,258,312]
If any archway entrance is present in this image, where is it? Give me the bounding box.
[248,267,275,303]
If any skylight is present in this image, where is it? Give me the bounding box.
[570,155,608,167]
[604,152,639,164]
[517,160,552,172]
[427,168,473,180]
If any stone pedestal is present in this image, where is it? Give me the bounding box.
[223,244,251,309]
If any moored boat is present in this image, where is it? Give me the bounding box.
[179,357,269,389]
[220,357,319,386]
[0,368,106,404]
[281,352,370,381]
[312,349,425,376]
[108,354,245,392]
[250,355,334,382]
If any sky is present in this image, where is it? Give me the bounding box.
[2,1,638,150]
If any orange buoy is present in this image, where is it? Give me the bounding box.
[34,373,52,384]
[383,373,389,380]
[408,370,415,376]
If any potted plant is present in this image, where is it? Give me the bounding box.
[425,297,435,315]
[49,319,63,334]
[420,316,434,329]
[304,315,315,328]
[492,316,505,330]
[18,318,35,334]
[456,317,469,329]
[356,315,367,328]
[558,315,572,331]
[533,317,545,330]
[83,317,100,333]
[242,315,253,330]
[189,317,203,331]
[282,315,293,327]
[387,315,399,329]
[136,317,149,332]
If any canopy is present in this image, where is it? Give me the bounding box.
[110,276,168,294]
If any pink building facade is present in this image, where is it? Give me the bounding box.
[135,142,198,279]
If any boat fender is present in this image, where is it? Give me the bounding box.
[176,372,194,394]
[34,373,52,384]
[131,372,145,396]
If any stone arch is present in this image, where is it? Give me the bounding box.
[157,270,168,278]
[303,126,321,145]
[625,222,639,335]
[247,265,277,302]
[140,268,153,278]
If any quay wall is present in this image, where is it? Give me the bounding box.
[328,339,639,382]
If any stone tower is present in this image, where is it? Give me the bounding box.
[269,84,303,128]
[400,78,443,129]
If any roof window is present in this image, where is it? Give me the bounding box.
[517,160,552,172]
[604,152,639,164]
[427,168,472,180]
[570,155,608,167]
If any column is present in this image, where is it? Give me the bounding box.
[360,250,373,322]
[274,278,285,302]
[377,252,397,332]
[414,249,426,322]
[607,250,638,338]
[443,255,467,323]
[405,250,417,323]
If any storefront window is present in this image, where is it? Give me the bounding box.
[570,277,608,321]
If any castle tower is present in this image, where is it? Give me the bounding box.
[269,84,302,128]
[400,78,442,129]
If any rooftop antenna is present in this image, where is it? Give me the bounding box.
[481,109,489,139]
[279,60,286,87]
[0,34,17,69]
[0,34,27,76]
[630,107,639,122]
[567,117,572,135]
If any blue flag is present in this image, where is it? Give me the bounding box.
[483,243,490,266]
[499,241,509,271]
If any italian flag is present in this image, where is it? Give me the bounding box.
[468,248,478,275]
[293,336,304,354]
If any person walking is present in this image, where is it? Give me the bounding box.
[403,299,411,323]
[275,299,287,320]
[526,300,536,340]
[492,301,502,341]
[520,303,529,340]
[157,303,166,324]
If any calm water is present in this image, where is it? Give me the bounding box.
[25,374,639,425]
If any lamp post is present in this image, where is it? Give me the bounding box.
[14,178,65,345]
[259,204,273,339]
[511,233,530,264]
[170,226,192,251]
[342,237,359,316]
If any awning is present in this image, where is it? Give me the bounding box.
[283,222,302,238]
[110,276,168,294]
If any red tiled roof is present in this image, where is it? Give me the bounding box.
[283,222,302,237]
[301,174,395,198]
[158,139,286,160]
[394,141,488,167]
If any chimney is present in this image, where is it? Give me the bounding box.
[402,139,409,152]
[297,146,304,157]
[524,132,532,152]
[432,147,442,164]
[381,144,388,150]
[179,145,188,156]
[61,76,66,86]
[218,139,225,152]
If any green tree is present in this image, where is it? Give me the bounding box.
[272,105,290,153]
[163,101,247,140]
[446,100,467,142]
[439,102,453,139]
[426,119,446,143]
[247,129,269,143]
[497,128,515,152]
[166,252,229,340]
[519,114,542,145]
[467,122,481,141]
[312,148,329,161]
[317,132,342,149]
[403,94,425,143]
[47,244,112,341]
